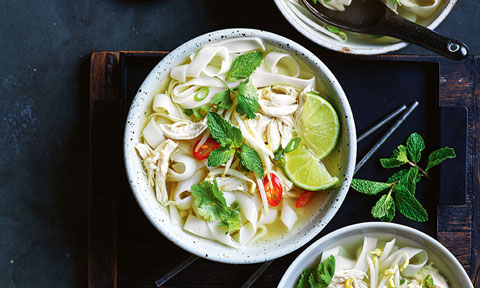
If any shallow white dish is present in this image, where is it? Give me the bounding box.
[124,28,356,264]
[278,222,473,287]
[273,0,457,55]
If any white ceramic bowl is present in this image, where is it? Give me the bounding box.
[124,28,356,264]
[278,222,473,287]
[273,0,457,55]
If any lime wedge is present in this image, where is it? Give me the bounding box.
[298,92,340,160]
[284,146,339,191]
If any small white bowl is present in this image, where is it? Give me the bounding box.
[278,222,473,287]
[273,0,457,55]
[124,28,356,264]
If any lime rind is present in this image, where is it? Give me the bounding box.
[298,92,340,160]
[284,147,339,191]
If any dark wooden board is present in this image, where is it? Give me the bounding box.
[89,52,480,288]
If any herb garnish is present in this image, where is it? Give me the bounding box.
[206,112,264,177]
[226,51,263,82]
[210,51,263,119]
[297,255,335,288]
[191,179,241,234]
[351,132,456,222]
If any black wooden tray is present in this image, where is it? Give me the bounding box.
[89,52,479,287]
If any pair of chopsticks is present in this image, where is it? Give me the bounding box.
[155,101,419,288]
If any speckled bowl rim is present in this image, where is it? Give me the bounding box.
[273,0,458,55]
[278,222,473,287]
[124,28,357,264]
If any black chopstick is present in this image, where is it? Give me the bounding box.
[155,254,199,287]
[240,102,417,288]
[354,101,418,174]
[240,260,274,288]
[357,104,407,143]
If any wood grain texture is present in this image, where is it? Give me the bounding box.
[88,52,121,288]
[89,52,478,287]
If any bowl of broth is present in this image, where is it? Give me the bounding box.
[279,222,473,287]
[124,28,356,263]
[274,0,457,55]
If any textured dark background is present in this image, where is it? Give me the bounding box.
[0,1,478,287]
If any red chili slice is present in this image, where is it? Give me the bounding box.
[193,138,220,160]
[296,191,314,208]
[263,173,283,207]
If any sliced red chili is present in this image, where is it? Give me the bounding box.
[263,173,283,207]
[296,191,314,208]
[193,138,220,160]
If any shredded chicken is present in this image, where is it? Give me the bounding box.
[258,85,299,117]
[135,139,178,204]
[328,269,368,288]
[159,119,207,140]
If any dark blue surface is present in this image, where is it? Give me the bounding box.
[0,1,478,287]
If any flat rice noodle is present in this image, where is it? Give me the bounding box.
[354,236,378,273]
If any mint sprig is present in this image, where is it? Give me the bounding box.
[206,112,264,177]
[351,132,455,223]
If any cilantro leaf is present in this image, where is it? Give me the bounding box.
[394,184,428,222]
[235,81,259,119]
[351,179,392,195]
[318,255,335,284]
[208,147,235,167]
[210,90,233,109]
[425,147,456,172]
[297,268,315,288]
[406,132,425,163]
[380,145,409,168]
[191,180,241,233]
[237,144,264,177]
[371,193,395,221]
[226,51,263,81]
[207,112,242,148]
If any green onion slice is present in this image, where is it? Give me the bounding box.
[194,87,210,102]
[285,137,302,153]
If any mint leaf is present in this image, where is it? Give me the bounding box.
[397,167,419,195]
[235,81,259,119]
[381,201,396,222]
[406,132,425,163]
[425,147,456,172]
[226,51,263,81]
[191,180,241,233]
[387,168,421,185]
[237,144,264,177]
[371,193,395,221]
[208,147,235,167]
[207,112,242,148]
[380,145,409,168]
[210,90,233,109]
[297,267,314,288]
[394,184,428,222]
[351,179,392,195]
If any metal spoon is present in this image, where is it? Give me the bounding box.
[301,0,468,60]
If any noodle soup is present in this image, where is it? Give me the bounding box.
[124,29,356,263]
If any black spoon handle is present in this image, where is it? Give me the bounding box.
[377,9,468,60]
